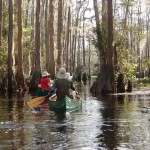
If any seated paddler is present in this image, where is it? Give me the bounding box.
[49,67,77,113]
[37,71,52,96]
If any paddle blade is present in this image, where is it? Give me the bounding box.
[27,96,46,108]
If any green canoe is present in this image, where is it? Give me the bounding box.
[37,87,49,96]
[49,95,82,113]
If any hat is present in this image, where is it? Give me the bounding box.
[42,71,50,77]
[57,68,68,79]
[66,72,70,79]
[66,72,72,80]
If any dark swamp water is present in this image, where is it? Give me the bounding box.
[0,79,150,150]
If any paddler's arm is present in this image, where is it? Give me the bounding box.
[48,79,56,94]
[49,87,56,94]
[70,80,78,95]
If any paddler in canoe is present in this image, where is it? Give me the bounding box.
[27,68,79,111]
[48,67,78,113]
[37,71,52,96]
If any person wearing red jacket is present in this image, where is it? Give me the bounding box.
[38,71,51,96]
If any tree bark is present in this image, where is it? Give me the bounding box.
[30,0,35,75]
[57,0,63,69]
[15,0,27,91]
[30,0,41,91]
[88,38,91,78]
[66,6,71,72]
[45,0,49,70]
[93,0,106,66]
[49,0,55,79]
[0,0,2,48]
[91,0,115,94]
[8,0,16,94]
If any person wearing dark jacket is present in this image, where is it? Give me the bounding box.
[49,67,76,113]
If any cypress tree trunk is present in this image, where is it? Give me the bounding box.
[15,0,27,91]
[57,0,63,69]
[8,0,16,94]
[66,7,71,72]
[49,0,55,79]
[91,0,115,94]
[0,0,2,48]
[30,0,41,91]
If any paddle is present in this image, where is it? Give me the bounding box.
[27,95,49,108]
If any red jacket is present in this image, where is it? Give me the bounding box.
[40,77,51,90]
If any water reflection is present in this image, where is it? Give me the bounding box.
[95,95,117,149]
[96,93,150,150]
[0,80,150,149]
[0,94,26,150]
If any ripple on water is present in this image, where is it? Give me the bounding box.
[0,82,150,149]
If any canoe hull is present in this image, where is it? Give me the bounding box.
[37,88,49,96]
[49,95,82,112]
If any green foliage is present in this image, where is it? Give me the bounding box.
[23,26,33,42]
[137,78,150,84]
[0,46,8,79]
[75,65,84,75]
[136,78,150,88]
[114,31,137,80]
[22,26,34,75]
[93,24,108,51]
[121,1,135,7]
[93,63,100,76]
[122,61,137,79]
